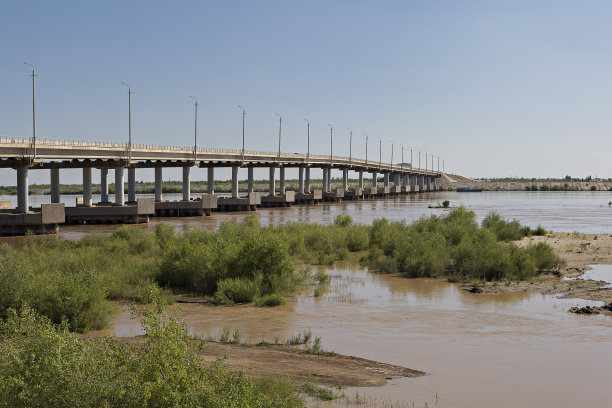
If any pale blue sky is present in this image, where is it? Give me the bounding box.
[2,0,612,183]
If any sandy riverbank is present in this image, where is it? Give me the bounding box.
[462,232,612,314]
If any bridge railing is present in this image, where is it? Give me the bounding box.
[1,137,438,175]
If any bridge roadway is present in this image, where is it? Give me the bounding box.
[0,137,441,233]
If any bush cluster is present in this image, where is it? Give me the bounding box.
[363,207,564,282]
[0,306,304,408]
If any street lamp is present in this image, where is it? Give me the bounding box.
[189,96,198,161]
[328,124,333,164]
[418,150,421,170]
[304,119,310,163]
[275,113,282,162]
[237,106,246,161]
[24,62,36,160]
[363,133,368,165]
[121,82,132,161]
[347,128,352,166]
[400,144,404,173]
[378,137,382,169]
[389,141,394,172]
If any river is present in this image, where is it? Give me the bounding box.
[3,191,612,407]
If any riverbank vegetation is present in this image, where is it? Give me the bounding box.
[363,207,563,282]
[0,304,304,408]
[0,209,561,332]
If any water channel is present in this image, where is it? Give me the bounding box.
[3,191,612,407]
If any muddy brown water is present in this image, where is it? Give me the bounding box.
[4,191,612,407]
[111,263,612,408]
[3,190,612,242]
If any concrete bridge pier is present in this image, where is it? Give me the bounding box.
[372,171,377,187]
[154,167,163,202]
[16,167,29,212]
[207,167,214,194]
[298,167,304,194]
[342,169,348,191]
[305,167,311,193]
[279,167,286,195]
[383,173,390,187]
[100,168,109,203]
[128,167,136,203]
[247,167,254,194]
[182,166,191,201]
[269,167,276,196]
[358,170,364,189]
[394,174,401,187]
[83,167,93,207]
[115,167,125,205]
[231,166,239,198]
[51,168,60,203]
[322,168,329,192]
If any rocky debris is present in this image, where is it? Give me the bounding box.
[569,305,599,314]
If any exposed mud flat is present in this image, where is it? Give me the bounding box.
[463,232,612,306]
[115,336,424,388]
[196,342,424,387]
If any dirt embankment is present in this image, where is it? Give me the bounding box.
[114,337,424,388]
[462,232,612,314]
[438,175,612,192]
[196,342,424,387]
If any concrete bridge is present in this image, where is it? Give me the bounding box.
[0,137,442,234]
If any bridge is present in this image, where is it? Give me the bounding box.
[0,136,442,234]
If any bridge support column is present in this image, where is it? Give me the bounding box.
[358,170,364,189]
[372,171,377,188]
[182,166,191,201]
[305,167,311,193]
[115,167,125,205]
[207,167,214,194]
[269,167,276,196]
[322,168,329,192]
[83,167,93,207]
[155,167,163,202]
[298,167,304,194]
[231,166,239,198]
[100,168,109,203]
[247,167,254,194]
[394,174,400,187]
[16,167,29,213]
[128,167,136,203]
[50,168,60,203]
[384,173,389,187]
[279,167,285,195]
[342,169,348,191]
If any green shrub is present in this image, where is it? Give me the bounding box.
[256,294,287,307]
[482,211,526,241]
[334,214,353,227]
[525,242,565,271]
[0,306,305,408]
[214,277,258,305]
